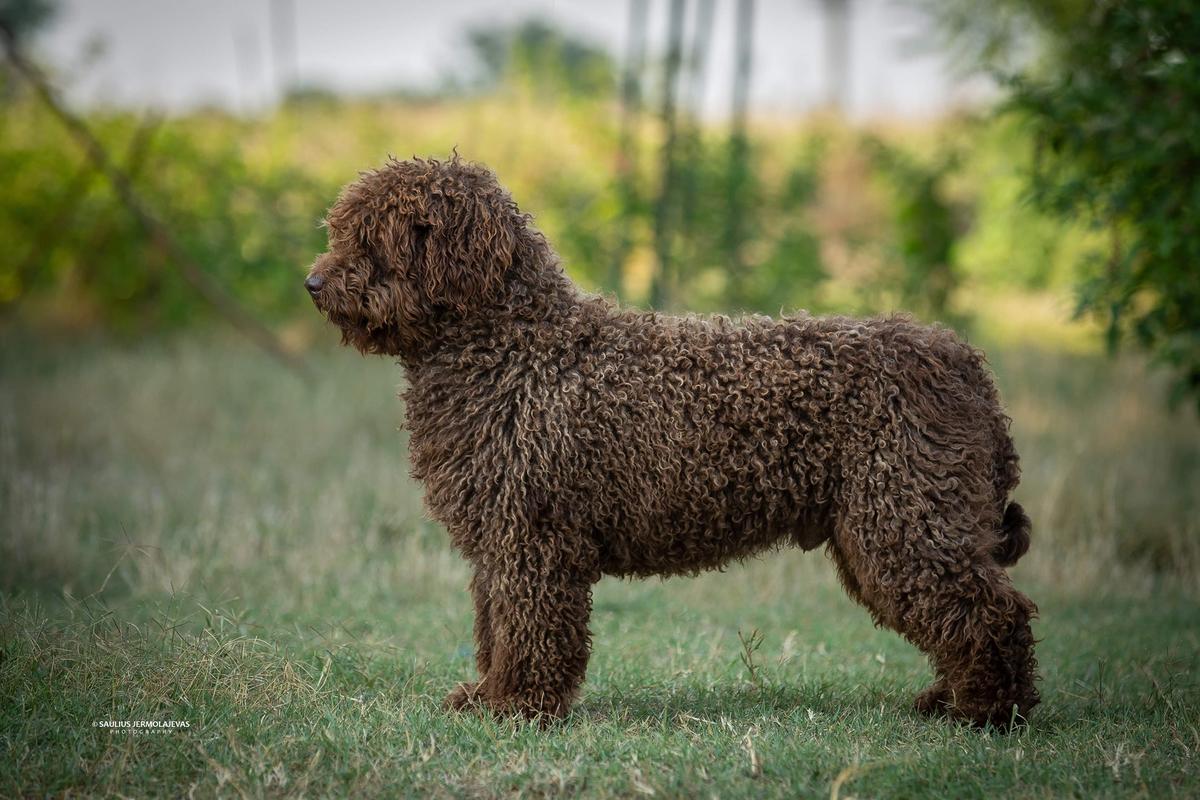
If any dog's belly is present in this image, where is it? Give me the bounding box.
[595,494,833,579]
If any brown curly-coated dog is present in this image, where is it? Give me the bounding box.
[305,155,1040,730]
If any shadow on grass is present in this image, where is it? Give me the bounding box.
[571,679,923,728]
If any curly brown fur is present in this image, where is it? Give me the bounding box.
[306,155,1040,730]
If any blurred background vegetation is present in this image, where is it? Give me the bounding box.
[4,0,1194,381]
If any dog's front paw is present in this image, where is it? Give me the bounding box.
[914,680,953,717]
[444,682,483,712]
[915,681,1038,730]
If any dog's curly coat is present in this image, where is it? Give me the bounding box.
[307,155,1040,729]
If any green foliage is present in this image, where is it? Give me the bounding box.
[912,0,1086,74]
[0,13,1120,343]
[1,90,1089,334]
[731,143,826,315]
[949,115,1096,294]
[0,0,55,44]
[867,137,966,324]
[633,129,826,316]
[1005,1,1200,410]
[466,19,616,98]
[0,103,330,328]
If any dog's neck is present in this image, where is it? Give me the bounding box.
[398,264,583,370]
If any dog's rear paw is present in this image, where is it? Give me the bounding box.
[444,682,483,712]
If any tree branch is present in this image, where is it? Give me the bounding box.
[2,23,310,379]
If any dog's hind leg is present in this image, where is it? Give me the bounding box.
[910,564,1038,729]
[831,477,1039,729]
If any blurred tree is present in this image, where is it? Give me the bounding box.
[723,0,755,308]
[924,0,1200,409]
[466,19,616,99]
[0,0,53,101]
[11,114,159,304]
[676,0,716,283]
[0,21,310,372]
[743,145,825,314]
[867,137,966,324]
[609,0,649,295]
[0,0,53,46]
[649,0,686,309]
[820,0,851,111]
[0,102,327,334]
[647,0,717,308]
[912,0,1081,74]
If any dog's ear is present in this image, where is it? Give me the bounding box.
[331,159,524,319]
[360,164,516,316]
[415,174,519,315]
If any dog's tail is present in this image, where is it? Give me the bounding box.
[993,501,1032,567]
[986,387,1030,567]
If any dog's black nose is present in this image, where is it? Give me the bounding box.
[305,275,324,296]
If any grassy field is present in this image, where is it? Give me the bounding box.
[2,331,1198,797]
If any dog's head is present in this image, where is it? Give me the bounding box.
[306,156,531,356]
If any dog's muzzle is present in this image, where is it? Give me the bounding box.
[304,275,325,296]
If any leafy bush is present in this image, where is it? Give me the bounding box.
[0,102,330,328]
[1007,1,1200,410]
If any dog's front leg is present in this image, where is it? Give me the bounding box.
[462,534,597,726]
[444,567,494,712]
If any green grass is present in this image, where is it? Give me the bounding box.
[2,331,1198,797]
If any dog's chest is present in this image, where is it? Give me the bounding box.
[402,373,523,530]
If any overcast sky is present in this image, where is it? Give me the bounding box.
[34,0,987,119]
